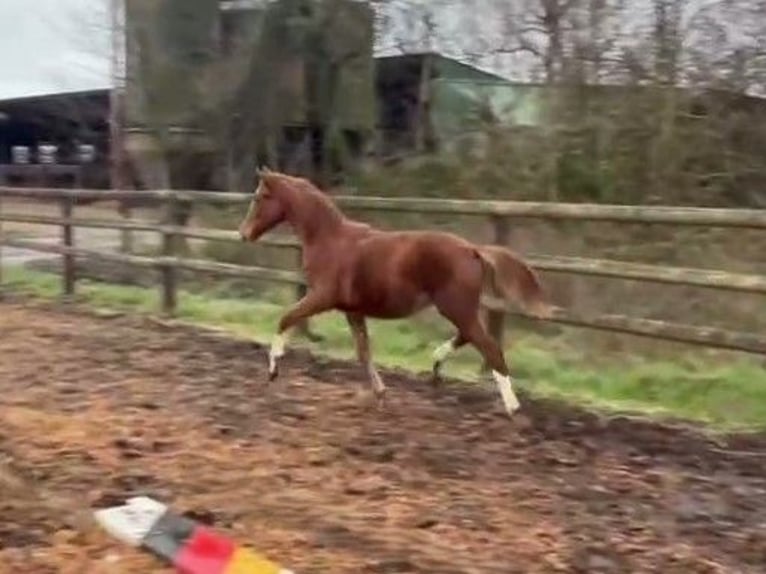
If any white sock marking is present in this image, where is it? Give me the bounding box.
[269,332,286,373]
[367,361,386,395]
[492,371,520,415]
[433,338,455,363]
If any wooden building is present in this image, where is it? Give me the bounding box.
[0,89,110,188]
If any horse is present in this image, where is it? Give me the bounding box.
[238,168,552,416]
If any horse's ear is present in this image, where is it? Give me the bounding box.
[255,165,274,178]
[256,166,277,189]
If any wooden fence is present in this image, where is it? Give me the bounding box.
[1,186,766,356]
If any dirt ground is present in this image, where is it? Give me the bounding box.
[1,300,765,574]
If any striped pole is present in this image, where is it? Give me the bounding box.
[94,496,294,574]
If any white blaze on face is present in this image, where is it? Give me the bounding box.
[492,371,520,415]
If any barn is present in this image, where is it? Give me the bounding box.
[0,89,111,189]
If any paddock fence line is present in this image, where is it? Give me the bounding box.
[1,186,765,356]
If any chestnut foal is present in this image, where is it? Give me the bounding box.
[238,168,551,416]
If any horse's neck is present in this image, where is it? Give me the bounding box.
[288,195,346,246]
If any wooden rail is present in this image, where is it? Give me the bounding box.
[4,186,766,228]
[3,236,765,355]
[3,211,766,293]
[1,186,765,356]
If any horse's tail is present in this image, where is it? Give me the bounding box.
[475,245,553,319]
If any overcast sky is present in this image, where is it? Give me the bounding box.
[0,0,111,100]
[0,0,759,101]
[0,0,535,101]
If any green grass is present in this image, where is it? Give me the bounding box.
[4,265,766,432]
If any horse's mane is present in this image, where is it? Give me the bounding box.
[263,171,345,220]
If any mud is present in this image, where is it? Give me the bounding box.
[0,299,765,573]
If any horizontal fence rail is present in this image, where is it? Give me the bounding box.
[528,255,766,294]
[1,185,765,357]
[4,237,766,355]
[3,186,766,228]
[3,210,766,294]
[338,197,766,229]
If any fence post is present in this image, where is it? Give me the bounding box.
[484,214,510,370]
[61,195,75,298]
[160,192,178,316]
[119,200,134,254]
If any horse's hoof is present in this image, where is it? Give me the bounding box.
[500,400,520,418]
[354,389,386,411]
[430,363,442,385]
[374,389,388,411]
[268,366,279,382]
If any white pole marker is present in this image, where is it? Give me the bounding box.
[93,496,168,547]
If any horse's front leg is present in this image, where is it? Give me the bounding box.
[345,313,386,408]
[269,289,332,381]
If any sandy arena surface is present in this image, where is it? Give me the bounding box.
[1,299,765,573]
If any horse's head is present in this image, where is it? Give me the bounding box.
[239,167,342,242]
[238,167,289,242]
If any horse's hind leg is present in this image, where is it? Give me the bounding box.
[345,313,386,407]
[432,284,520,416]
[431,332,468,385]
[460,320,520,415]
